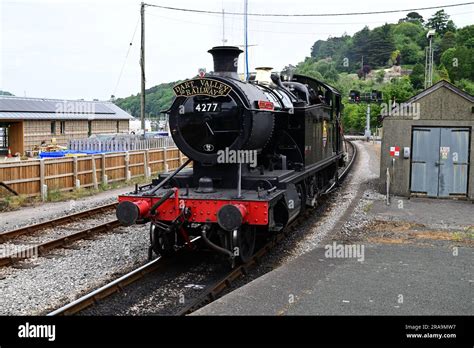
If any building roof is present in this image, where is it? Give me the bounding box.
[405,80,474,104]
[379,80,474,121]
[0,96,133,121]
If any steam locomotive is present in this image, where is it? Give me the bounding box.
[116,46,345,266]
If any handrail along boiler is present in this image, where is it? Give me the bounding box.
[116,46,345,265]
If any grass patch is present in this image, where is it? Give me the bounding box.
[363,202,373,213]
[0,194,39,212]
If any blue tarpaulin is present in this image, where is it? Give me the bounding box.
[39,150,107,158]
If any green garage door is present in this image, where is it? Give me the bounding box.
[411,127,469,197]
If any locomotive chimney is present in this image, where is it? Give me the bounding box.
[208,46,243,79]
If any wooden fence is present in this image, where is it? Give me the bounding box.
[0,148,187,198]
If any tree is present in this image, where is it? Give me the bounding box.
[294,58,324,81]
[0,90,13,96]
[405,12,424,23]
[294,57,339,82]
[445,20,457,34]
[310,35,351,64]
[351,26,371,68]
[455,79,474,95]
[342,100,382,132]
[410,63,425,90]
[440,31,457,52]
[381,77,415,104]
[357,65,372,79]
[389,50,401,66]
[376,70,386,83]
[369,24,396,67]
[114,81,179,118]
[440,46,474,82]
[435,65,450,83]
[426,10,455,36]
[456,25,474,49]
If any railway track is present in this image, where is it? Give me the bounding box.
[47,237,201,316]
[47,257,165,316]
[179,140,357,315]
[47,141,357,316]
[0,202,119,267]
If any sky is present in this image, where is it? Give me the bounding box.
[0,0,473,100]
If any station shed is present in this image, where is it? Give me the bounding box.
[0,96,132,155]
[380,80,474,200]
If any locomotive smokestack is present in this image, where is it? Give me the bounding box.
[208,46,243,79]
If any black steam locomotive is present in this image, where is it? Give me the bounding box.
[116,46,345,265]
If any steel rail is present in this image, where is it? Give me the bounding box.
[0,202,118,242]
[47,256,164,316]
[47,236,201,316]
[324,140,357,194]
[0,219,121,267]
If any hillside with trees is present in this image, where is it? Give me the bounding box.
[291,10,473,132]
[114,81,179,120]
[115,10,473,133]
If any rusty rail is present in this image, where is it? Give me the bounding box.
[0,219,121,267]
[0,202,117,242]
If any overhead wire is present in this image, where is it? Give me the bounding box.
[144,2,474,17]
[112,14,140,98]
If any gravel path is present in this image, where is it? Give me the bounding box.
[0,186,134,233]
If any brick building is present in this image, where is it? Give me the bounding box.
[0,96,132,154]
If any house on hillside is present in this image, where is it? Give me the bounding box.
[0,96,132,155]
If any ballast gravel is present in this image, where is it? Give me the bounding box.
[0,224,149,315]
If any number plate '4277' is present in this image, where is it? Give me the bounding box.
[194,102,221,112]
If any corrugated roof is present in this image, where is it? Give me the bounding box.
[0,96,133,120]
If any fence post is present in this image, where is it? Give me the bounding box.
[91,155,98,190]
[39,159,47,201]
[125,151,131,181]
[386,167,391,205]
[144,149,150,178]
[178,150,183,166]
[101,153,107,185]
[73,156,78,187]
[162,147,168,172]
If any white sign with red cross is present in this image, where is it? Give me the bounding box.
[390,146,400,157]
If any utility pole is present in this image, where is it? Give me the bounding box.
[244,0,249,80]
[364,104,371,141]
[222,8,227,46]
[424,30,435,89]
[140,2,146,134]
